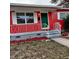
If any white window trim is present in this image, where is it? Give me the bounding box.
[58,12,69,20]
[12,11,38,25]
[12,12,17,24]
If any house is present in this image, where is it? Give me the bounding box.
[10,3,69,41]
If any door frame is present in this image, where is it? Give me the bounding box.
[40,12,50,29]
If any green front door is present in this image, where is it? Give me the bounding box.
[41,13,49,29]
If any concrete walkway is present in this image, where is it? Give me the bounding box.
[51,38,69,47]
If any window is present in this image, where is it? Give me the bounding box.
[58,12,69,20]
[16,12,34,24]
[26,13,34,23]
[16,13,25,24]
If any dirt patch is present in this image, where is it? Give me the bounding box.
[10,40,69,59]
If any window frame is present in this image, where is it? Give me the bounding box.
[15,11,35,25]
[58,12,69,20]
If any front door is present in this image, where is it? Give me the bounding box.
[41,13,49,29]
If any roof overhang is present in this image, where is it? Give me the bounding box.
[10,3,69,10]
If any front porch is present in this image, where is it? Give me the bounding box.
[10,30,61,41]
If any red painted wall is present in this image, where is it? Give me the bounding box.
[10,9,68,33]
[10,11,41,33]
[48,12,57,30]
[10,23,41,33]
[48,10,67,30]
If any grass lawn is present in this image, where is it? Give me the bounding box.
[10,39,69,59]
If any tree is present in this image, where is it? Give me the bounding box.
[51,0,69,8]
[51,0,59,3]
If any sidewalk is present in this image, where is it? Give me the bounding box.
[51,38,69,47]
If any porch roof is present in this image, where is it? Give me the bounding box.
[10,3,63,9]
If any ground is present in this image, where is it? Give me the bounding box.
[10,39,69,59]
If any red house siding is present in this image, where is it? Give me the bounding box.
[10,23,41,33]
[48,12,57,30]
[10,9,68,33]
[10,12,41,33]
